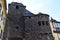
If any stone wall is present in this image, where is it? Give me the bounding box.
[3,2,54,40]
[24,15,53,40]
[3,3,26,40]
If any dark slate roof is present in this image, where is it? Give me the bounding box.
[23,9,34,16]
[23,10,49,17]
[9,2,25,7]
[51,18,60,23]
[36,12,49,16]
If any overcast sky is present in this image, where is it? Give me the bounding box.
[7,0,60,21]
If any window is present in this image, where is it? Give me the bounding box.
[0,17,1,20]
[0,4,1,7]
[16,26,19,29]
[42,21,45,25]
[16,5,19,9]
[38,21,41,26]
[1,17,2,20]
[29,17,31,19]
[58,34,60,39]
[2,11,3,16]
[15,26,19,31]
[46,21,48,25]
[0,11,3,17]
[0,30,2,38]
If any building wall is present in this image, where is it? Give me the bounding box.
[3,2,54,40]
[0,1,1,4]
[0,3,5,40]
[3,3,26,40]
[50,21,59,40]
[24,15,53,40]
[0,17,5,40]
[53,33,59,40]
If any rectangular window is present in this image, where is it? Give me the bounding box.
[0,30,1,37]
[0,17,1,20]
[38,21,41,26]
[0,29,2,38]
[42,21,45,25]
[46,21,48,25]
[16,5,19,9]
[29,17,31,19]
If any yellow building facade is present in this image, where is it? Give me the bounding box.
[0,0,5,40]
[50,20,59,40]
[0,20,5,40]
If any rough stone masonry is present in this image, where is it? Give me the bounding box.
[3,2,54,40]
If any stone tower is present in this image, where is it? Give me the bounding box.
[3,2,26,40]
[3,2,54,40]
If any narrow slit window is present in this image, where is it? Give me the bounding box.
[0,28,1,38]
[16,26,19,29]
[42,21,45,25]
[29,17,31,19]
[46,21,48,25]
[38,21,41,26]
[15,26,19,31]
[16,5,19,9]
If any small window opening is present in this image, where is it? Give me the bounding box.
[46,21,48,25]
[29,17,31,19]
[42,21,45,25]
[38,21,41,26]
[1,17,2,20]
[15,26,19,31]
[0,30,2,38]
[2,12,3,16]
[38,16,39,18]
[16,5,19,9]
[16,26,19,29]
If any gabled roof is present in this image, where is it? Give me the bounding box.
[23,9,34,16]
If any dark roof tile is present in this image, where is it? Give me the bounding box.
[23,9,34,16]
